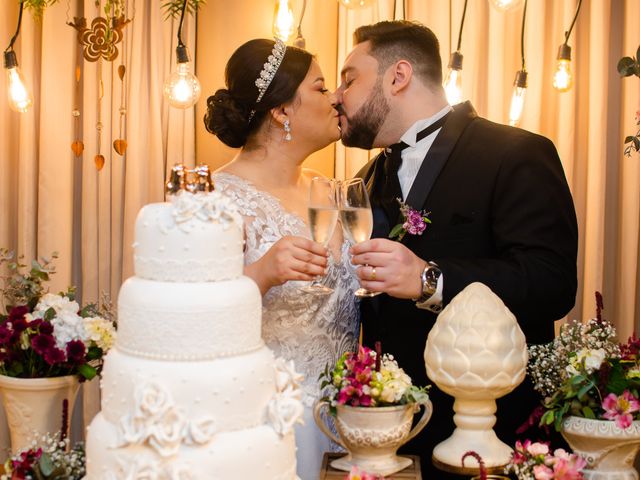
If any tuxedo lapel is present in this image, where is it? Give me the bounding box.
[404,102,478,223]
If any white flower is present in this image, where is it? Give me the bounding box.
[148,407,187,457]
[83,316,116,351]
[33,293,80,318]
[527,442,549,456]
[567,348,606,376]
[274,357,304,392]
[51,309,87,350]
[267,387,304,436]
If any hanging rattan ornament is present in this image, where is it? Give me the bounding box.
[71,65,84,157]
[67,15,130,63]
[113,65,127,155]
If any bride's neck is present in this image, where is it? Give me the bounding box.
[227,143,306,189]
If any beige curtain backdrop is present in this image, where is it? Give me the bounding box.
[0,0,196,450]
[0,0,638,449]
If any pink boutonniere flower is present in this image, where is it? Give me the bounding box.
[388,199,431,241]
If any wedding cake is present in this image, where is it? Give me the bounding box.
[85,187,304,479]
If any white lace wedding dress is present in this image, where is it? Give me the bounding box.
[214,173,360,479]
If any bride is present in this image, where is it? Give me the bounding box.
[204,39,359,479]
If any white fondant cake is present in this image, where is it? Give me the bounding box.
[86,191,303,480]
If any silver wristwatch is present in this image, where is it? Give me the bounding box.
[414,262,442,312]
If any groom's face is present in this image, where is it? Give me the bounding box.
[335,42,390,149]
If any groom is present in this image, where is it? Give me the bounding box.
[335,21,578,477]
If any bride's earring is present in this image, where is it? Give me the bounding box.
[284,120,292,141]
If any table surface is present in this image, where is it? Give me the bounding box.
[319,452,422,480]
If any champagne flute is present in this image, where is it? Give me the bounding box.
[339,178,380,298]
[301,177,339,295]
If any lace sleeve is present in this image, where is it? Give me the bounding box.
[213,173,307,265]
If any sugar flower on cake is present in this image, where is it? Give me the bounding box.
[0,249,116,380]
[169,191,242,233]
[268,357,304,436]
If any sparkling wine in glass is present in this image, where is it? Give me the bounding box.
[340,178,380,298]
[301,177,338,295]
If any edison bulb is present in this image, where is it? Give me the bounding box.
[553,59,573,93]
[338,0,375,9]
[489,0,523,12]
[509,86,526,127]
[163,62,201,109]
[4,51,32,113]
[273,0,295,42]
[444,69,463,105]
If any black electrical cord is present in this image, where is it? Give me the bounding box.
[177,0,188,49]
[5,0,24,53]
[455,0,468,52]
[519,0,528,70]
[563,0,583,46]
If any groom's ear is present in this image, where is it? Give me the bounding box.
[389,60,413,95]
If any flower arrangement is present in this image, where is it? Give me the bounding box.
[1,399,86,479]
[320,343,429,413]
[388,199,431,241]
[617,45,640,157]
[505,440,586,479]
[345,466,384,480]
[0,248,116,380]
[528,293,640,430]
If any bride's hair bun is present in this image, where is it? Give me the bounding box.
[204,89,250,148]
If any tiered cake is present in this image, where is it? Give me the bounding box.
[86,191,303,479]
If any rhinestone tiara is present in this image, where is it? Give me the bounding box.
[248,39,287,122]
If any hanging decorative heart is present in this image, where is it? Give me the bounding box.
[94,154,105,171]
[71,141,84,157]
[113,139,127,155]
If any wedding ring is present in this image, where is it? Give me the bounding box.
[370,267,377,281]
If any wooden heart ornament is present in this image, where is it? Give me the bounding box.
[113,139,127,155]
[94,154,105,171]
[71,141,84,157]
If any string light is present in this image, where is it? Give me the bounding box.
[4,1,32,113]
[163,0,201,109]
[443,0,468,105]
[553,0,582,93]
[338,0,375,9]
[273,0,295,42]
[508,0,528,127]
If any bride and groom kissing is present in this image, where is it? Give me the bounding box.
[204,19,578,480]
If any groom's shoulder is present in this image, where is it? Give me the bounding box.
[354,152,383,180]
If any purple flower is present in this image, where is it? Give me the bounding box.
[31,334,56,355]
[0,325,13,345]
[11,317,28,333]
[44,347,66,366]
[66,340,86,364]
[389,200,431,241]
[8,305,29,322]
[38,321,53,335]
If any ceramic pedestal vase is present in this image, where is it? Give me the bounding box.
[313,400,432,476]
[561,416,640,479]
[424,283,527,474]
[0,374,80,453]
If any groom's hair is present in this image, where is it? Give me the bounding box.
[354,21,443,89]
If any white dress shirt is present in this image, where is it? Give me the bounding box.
[395,105,452,308]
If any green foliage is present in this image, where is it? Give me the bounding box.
[162,0,206,19]
[0,248,58,313]
[20,0,59,20]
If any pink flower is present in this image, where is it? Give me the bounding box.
[346,465,383,480]
[602,390,640,429]
[527,441,549,456]
[533,464,554,480]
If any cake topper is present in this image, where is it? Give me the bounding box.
[165,164,214,195]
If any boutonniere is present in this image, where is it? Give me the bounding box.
[388,199,431,241]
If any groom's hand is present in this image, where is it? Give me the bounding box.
[350,239,426,299]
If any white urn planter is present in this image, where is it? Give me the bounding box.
[424,282,527,474]
[313,400,432,476]
[0,374,80,453]
[562,416,640,479]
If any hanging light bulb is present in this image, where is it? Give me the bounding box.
[509,70,527,127]
[273,0,295,42]
[163,45,201,109]
[338,0,375,9]
[553,44,573,92]
[489,0,523,12]
[444,51,463,105]
[4,50,32,113]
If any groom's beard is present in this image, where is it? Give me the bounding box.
[340,79,390,149]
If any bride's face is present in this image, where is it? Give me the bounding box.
[287,60,340,151]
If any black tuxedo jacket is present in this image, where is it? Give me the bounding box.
[356,102,578,477]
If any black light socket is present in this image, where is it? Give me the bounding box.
[4,50,18,69]
[176,45,190,64]
[513,70,528,88]
[556,43,572,61]
[447,51,464,71]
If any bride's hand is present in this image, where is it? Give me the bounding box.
[245,236,329,295]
